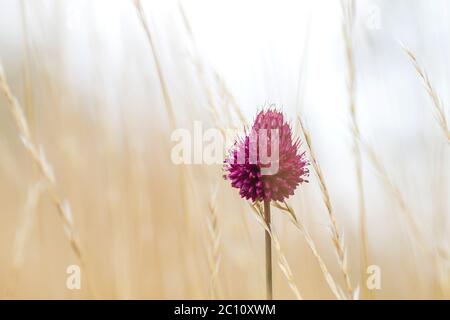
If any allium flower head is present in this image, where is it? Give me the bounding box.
[224,109,309,202]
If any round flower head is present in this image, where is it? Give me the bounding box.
[224,109,309,202]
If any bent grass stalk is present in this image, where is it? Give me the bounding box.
[359,136,449,296]
[273,201,346,300]
[0,61,90,291]
[360,137,433,259]
[400,43,450,291]
[298,116,354,298]
[401,44,450,143]
[133,0,176,129]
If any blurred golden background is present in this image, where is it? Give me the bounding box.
[0,0,449,299]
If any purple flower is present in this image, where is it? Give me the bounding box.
[224,109,309,202]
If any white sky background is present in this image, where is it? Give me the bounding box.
[1,0,448,131]
[0,0,449,241]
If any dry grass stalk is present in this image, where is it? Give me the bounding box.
[12,180,46,269]
[360,136,449,296]
[293,16,312,138]
[134,0,194,247]
[341,0,370,298]
[298,116,354,298]
[134,2,213,297]
[215,75,248,126]
[177,3,228,129]
[20,0,34,131]
[207,186,222,299]
[360,137,433,259]
[133,0,177,129]
[178,2,247,127]
[273,201,346,299]
[5,179,46,297]
[251,202,302,299]
[0,62,87,274]
[401,44,450,142]
[185,45,227,136]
